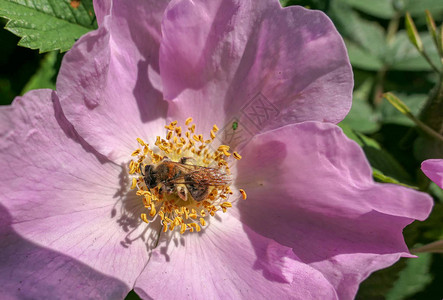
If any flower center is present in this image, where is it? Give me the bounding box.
[129,117,246,234]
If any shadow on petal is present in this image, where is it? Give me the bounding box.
[54,89,162,254]
[0,203,130,299]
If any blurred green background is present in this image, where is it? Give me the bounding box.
[1,0,443,299]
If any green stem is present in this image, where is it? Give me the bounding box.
[409,114,443,143]
[386,12,401,44]
[421,50,441,73]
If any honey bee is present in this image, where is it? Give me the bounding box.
[141,157,231,202]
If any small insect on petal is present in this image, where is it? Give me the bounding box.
[131,119,244,234]
[232,121,238,130]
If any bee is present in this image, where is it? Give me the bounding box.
[141,157,231,202]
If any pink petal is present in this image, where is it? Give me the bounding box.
[162,0,353,135]
[93,0,111,26]
[234,122,433,299]
[134,213,338,299]
[0,204,130,299]
[57,0,169,164]
[0,90,120,220]
[0,90,153,288]
[421,159,443,189]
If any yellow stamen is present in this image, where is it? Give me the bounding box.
[239,189,247,200]
[140,213,149,224]
[180,223,187,234]
[142,195,151,207]
[150,202,156,217]
[166,131,173,140]
[185,117,193,125]
[221,148,231,157]
[137,138,146,146]
[130,178,137,189]
[193,134,200,142]
[233,151,242,160]
[130,118,246,234]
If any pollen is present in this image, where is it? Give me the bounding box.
[233,151,242,160]
[129,118,245,234]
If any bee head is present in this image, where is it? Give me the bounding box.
[143,165,158,189]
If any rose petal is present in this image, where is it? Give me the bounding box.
[57,0,169,164]
[134,213,338,299]
[0,90,154,287]
[421,159,443,189]
[12,205,154,289]
[93,0,111,26]
[0,90,121,220]
[162,0,352,134]
[0,203,130,299]
[234,121,433,299]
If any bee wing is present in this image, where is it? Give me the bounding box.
[164,163,231,186]
[187,168,232,186]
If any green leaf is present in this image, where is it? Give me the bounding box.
[125,290,141,300]
[383,92,412,115]
[372,168,417,189]
[378,93,427,126]
[337,0,396,19]
[388,31,441,71]
[340,77,380,133]
[339,123,381,149]
[344,40,385,70]
[405,12,423,52]
[339,124,413,184]
[0,0,97,52]
[356,259,406,299]
[429,182,443,203]
[425,10,439,50]
[404,0,443,17]
[330,2,387,59]
[21,51,59,94]
[386,253,433,300]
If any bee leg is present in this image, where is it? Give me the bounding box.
[164,184,175,194]
[140,165,145,176]
[179,157,195,165]
[186,183,209,202]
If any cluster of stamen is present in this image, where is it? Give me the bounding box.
[128,118,246,234]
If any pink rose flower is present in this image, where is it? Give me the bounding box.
[0,0,432,299]
[422,159,443,189]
